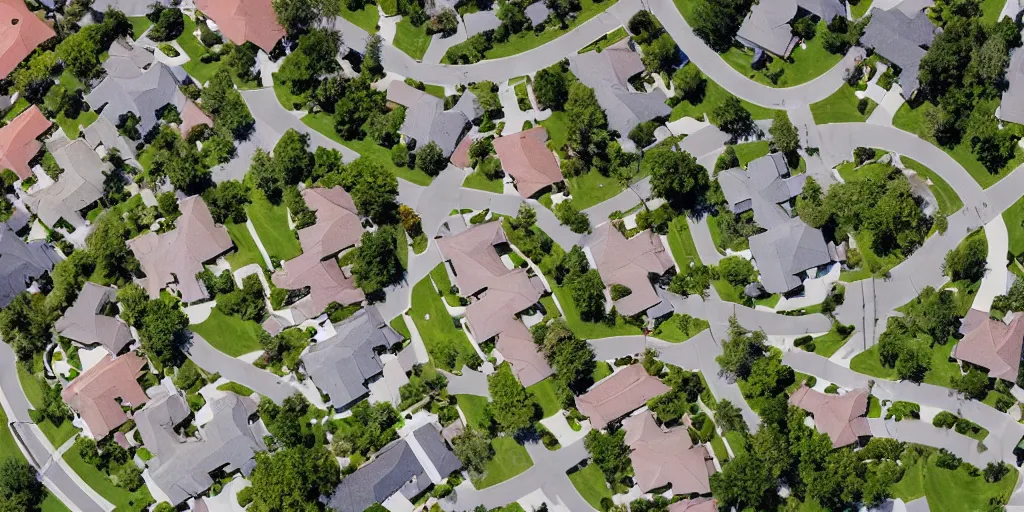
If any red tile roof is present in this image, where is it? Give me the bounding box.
[196,0,286,53]
[0,0,55,79]
[953,315,1024,381]
[575,364,670,429]
[0,105,51,180]
[62,352,149,439]
[788,386,871,448]
[492,127,562,198]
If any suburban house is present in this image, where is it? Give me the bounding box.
[788,386,871,448]
[271,187,365,317]
[859,7,938,99]
[139,387,268,505]
[84,116,140,160]
[525,1,551,25]
[952,315,1024,382]
[0,224,58,307]
[0,0,56,79]
[668,498,719,512]
[23,137,109,229]
[736,0,799,58]
[88,0,171,15]
[495,319,553,387]
[492,127,564,198]
[386,81,469,158]
[180,101,214,138]
[568,40,671,145]
[196,0,287,54]
[86,60,186,139]
[586,222,675,318]
[575,364,670,429]
[749,220,834,295]
[622,410,714,495]
[0,105,52,180]
[464,11,501,36]
[796,0,846,22]
[999,50,1024,125]
[718,153,805,228]
[105,39,154,78]
[301,307,403,410]
[128,196,234,304]
[436,221,512,297]
[55,282,133,356]
[62,352,149,439]
[329,424,461,512]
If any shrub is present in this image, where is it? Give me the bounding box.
[391,144,409,167]
[885,401,920,421]
[933,411,958,428]
[794,335,813,347]
[610,284,632,300]
[803,375,817,388]
[857,98,869,114]
[824,383,839,394]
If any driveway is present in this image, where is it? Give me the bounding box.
[185,334,295,404]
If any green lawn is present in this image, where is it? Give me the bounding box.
[712,280,744,304]
[567,464,613,510]
[456,394,491,429]
[893,100,1024,189]
[566,169,632,210]
[550,284,642,339]
[246,192,301,263]
[301,113,434,186]
[981,0,1005,23]
[667,215,702,267]
[850,339,960,387]
[216,381,255,396]
[891,451,1015,511]
[483,0,618,59]
[867,395,881,417]
[902,157,963,215]
[0,407,71,512]
[463,168,504,193]
[578,27,629,53]
[273,77,308,111]
[724,431,747,457]
[810,84,877,124]
[410,274,479,372]
[64,445,154,511]
[394,18,431,60]
[592,361,613,382]
[2,97,30,122]
[734,141,770,166]
[472,437,534,489]
[340,2,379,34]
[710,431,729,461]
[652,314,710,343]
[128,16,152,39]
[1005,195,1024,256]
[16,365,80,448]
[390,316,411,339]
[177,16,221,86]
[850,0,873,18]
[429,263,462,307]
[527,377,565,418]
[56,109,98,140]
[539,111,569,158]
[190,307,264,357]
[224,222,265,270]
[811,325,854,358]
[670,70,778,122]
[720,22,842,87]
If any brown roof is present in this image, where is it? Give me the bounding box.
[179,100,212,138]
[272,253,364,314]
[953,315,1024,381]
[788,385,870,448]
[588,223,674,316]
[574,365,670,429]
[0,0,55,79]
[128,196,233,303]
[62,352,148,439]
[436,221,509,296]
[667,498,718,512]
[495,318,552,387]
[450,136,472,169]
[295,187,361,259]
[0,105,51,180]
[465,269,544,342]
[196,0,285,53]
[622,410,713,494]
[492,127,562,198]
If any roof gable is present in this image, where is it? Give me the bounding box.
[0,105,51,180]
[0,0,55,79]
[196,0,286,52]
[575,365,670,429]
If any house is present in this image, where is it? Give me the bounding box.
[668,498,718,512]
[55,282,133,356]
[301,307,403,410]
[436,221,513,296]
[134,384,191,462]
[23,137,109,229]
[90,0,170,16]
[999,50,1024,125]
[586,223,675,317]
[62,352,149,439]
[464,11,501,36]
[495,319,553,387]
[0,105,52,180]
[86,61,186,138]
[464,270,546,343]
[179,100,214,138]
[859,7,938,99]
[128,196,234,303]
[736,0,798,58]
[0,224,57,307]
[140,390,267,505]
[492,127,563,198]
[788,386,871,448]
[569,40,671,141]
[748,220,832,295]
[796,0,847,22]
[84,116,139,160]
[525,1,551,25]
[410,423,462,482]
[104,39,154,79]
[386,81,469,158]
[575,364,670,429]
[952,315,1024,382]
[0,0,56,79]
[196,0,287,53]
[718,153,805,229]
[622,410,714,494]
[272,187,365,316]
[328,440,431,512]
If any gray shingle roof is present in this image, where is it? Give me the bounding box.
[859,8,938,98]
[1000,50,1024,124]
[463,10,501,35]
[328,440,429,512]
[411,423,462,479]
[796,0,846,22]
[0,225,57,307]
[736,0,799,57]
[301,307,403,409]
[387,81,469,157]
[568,40,671,137]
[718,153,804,230]
[54,282,133,355]
[452,91,485,122]
[749,219,832,294]
[85,60,185,137]
[23,137,109,227]
[525,2,551,25]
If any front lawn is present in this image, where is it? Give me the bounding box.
[670,70,778,122]
[410,274,479,372]
[568,463,613,510]
[734,140,770,166]
[810,84,877,124]
[340,2,379,34]
[429,263,462,307]
[592,360,613,382]
[190,307,264,357]
[301,113,433,186]
[850,0,873,18]
[246,192,302,263]
[527,377,565,418]
[539,111,569,158]
[891,449,1015,511]
[720,22,842,88]
[128,16,151,39]
[902,157,963,215]
[456,394,491,429]
[566,169,632,210]
[177,15,221,86]
[667,215,702,267]
[549,284,642,339]
[472,437,534,489]
[578,27,629,54]
[484,0,618,59]
[1005,195,1024,256]
[849,339,961,387]
[17,364,80,448]
[394,18,431,60]
[810,324,854,358]
[224,222,265,270]
[390,316,411,339]
[724,431,747,457]
[463,168,504,193]
[63,447,154,511]
[652,314,709,343]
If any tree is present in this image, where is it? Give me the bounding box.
[690,0,753,52]
[769,111,800,156]
[709,452,775,510]
[363,34,384,79]
[433,8,460,35]
[247,446,340,512]
[497,1,528,32]
[452,427,494,475]
[273,0,340,35]
[554,201,591,234]
[951,367,989,400]
[468,138,494,164]
[55,24,104,80]
[627,11,659,43]
[0,458,45,511]
[716,317,767,379]
[533,65,569,111]
[340,157,399,223]
[797,176,829,228]
[139,299,188,368]
[715,399,748,434]
[117,283,149,327]
[713,96,754,138]
[571,270,606,322]
[673,65,706,102]
[416,142,447,176]
[564,82,609,163]
[274,129,315,185]
[248,149,283,202]
[743,355,793,398]
[584,429,632,486]
[543,320,596,393]
[894,338,932,382]
[87,214,138,282]
[353,228,403,296]
[718,256,756,287]
[647,149,709,209]
[203,180,251,224]
[333,78,387,140]
[629,121,657,149]
[46,250,95,314]
[714,145,739,173]
[217,274,267,322]
[902,286,960,344]
[669,263,716,297]
[148,7,184,41]
[944,233,987,282]
[202,70,255,140]
[642,33,679,73]
[487,364,537,434]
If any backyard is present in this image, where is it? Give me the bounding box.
[190,307,264,357]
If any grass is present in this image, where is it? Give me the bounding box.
[0,407,70,512]
[667,215,702,267]
[2,97,30,122]
[578,27,629,53]
[216,381,255,396]
[472,437,534,489]
[867,395,881,417]
[17,365,79,448]
[390,316,411,339]
[463,168,505,193]
[340,2,379,34]
[724,431,747,457]
[810,84,877,124]
[301,113,433,186]
[483,0,618,59]
[712,280,743,304]
[710,431,729,461]
[891,450,1015,511]
[893,100,1024,189]
[394,18,431,60]
[849,338,961,387]
[811,325,854,358]
[652,315,710,343]
[850,0,873,18]
[592,361,613,382]
[56,108,98,140]
[64,444,154,511]
[902,157,963,215]
[190,307,264,357]
[410,274,479,372]
[246,192,302,263]
[550,284,642,339]
[539,111,569,158]
[224,222,265,269]
[538,113,632,209]
[456,394,491,429]
[981,0,1005,23]
[734,141,770,166]
[429,263,462,307]
[1005,194,1024,256]
[840,268,873,282]
[273,78,308,111]
[527,377,565,418]
[719,22,842,88]
[670,70,778,122]
[176,16,226,86]
[568,464,613,510]
[128,16,151,39]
